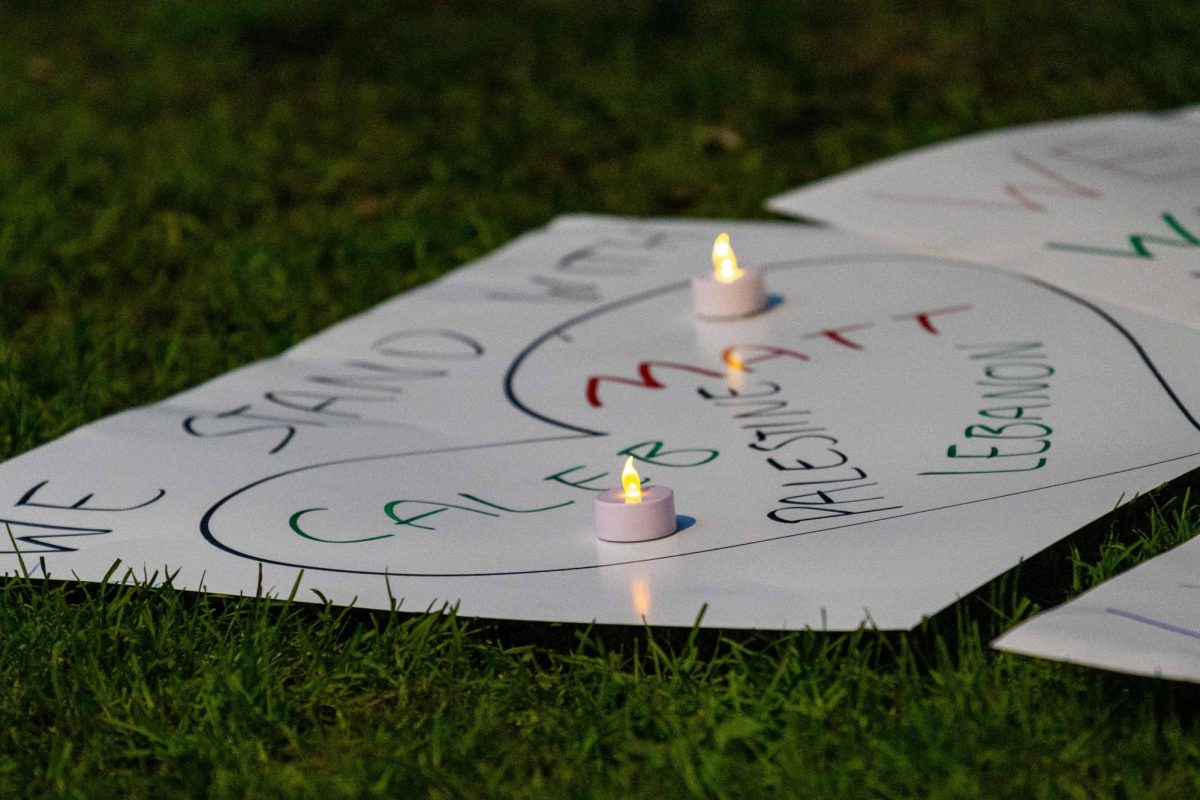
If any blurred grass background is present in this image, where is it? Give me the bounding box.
[1,1,1200,797]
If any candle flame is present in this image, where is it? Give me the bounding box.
[712,232,743,283]
[621,456,642,504]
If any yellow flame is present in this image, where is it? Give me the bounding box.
[712,232,743,283]
[631,578,651,618]
[621,456,642,504]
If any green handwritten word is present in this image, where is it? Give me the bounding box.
[289,507,394,543]
[385,495,573,531]
[1046,212,1199,260]
[618,440,718,467]
[287,492,574,542]
[545,440,718,492]
[545,465,645,492]
[921,342,1052,476]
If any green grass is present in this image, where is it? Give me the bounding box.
[2,1,1200,796]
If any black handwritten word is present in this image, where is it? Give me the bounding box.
[555,228,711,276]
[696,381,900,524]
[582,304,972,524]
[484,227,714,305]
[1,479,166,556]
[486,275,602,304]
[184,329,484,455]
[921,342,1053,476]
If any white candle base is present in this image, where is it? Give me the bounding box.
[594,486,677,542]
[691,268,767,319]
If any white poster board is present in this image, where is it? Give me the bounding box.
[766,113,1200,331]
[994,535,1200,682]
[3,216,1200,629]
[1162,104,1200,126]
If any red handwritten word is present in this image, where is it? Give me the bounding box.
[803,323,873,350]
[893,304,973,335]
[585,305,971,407]
[586,362,724,408]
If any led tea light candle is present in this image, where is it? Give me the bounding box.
[691,232,767,319]
[594,457,677,542]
